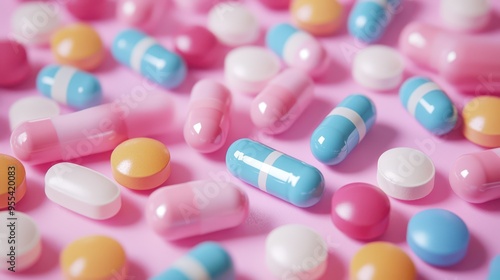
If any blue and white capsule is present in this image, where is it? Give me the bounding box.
[400,76,457,135]
[111,29,187,89]
[310,94,376,165]
[348,0,402,43]
[488,255,500,280]
[226,138,324,208]
[36,65,102,110]
[151,242,234,280]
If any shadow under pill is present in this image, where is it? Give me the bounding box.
[472,199,500,212]
[103,194,143,227]
[315,57,350,85]
[319,252,346,280]
[125,259,148,280]
[16,177,47,212]
[306,185,334,216]
[442,233,487,272]
[378,0,423,46]
[0,116,10,140]
[380,208,408,244]
[404,170,453,206]
[95,49,119,74]
[20,238,59,275]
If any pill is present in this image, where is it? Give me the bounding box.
[0,211,41,272]
[290,0,343,36]
[348,0,401,43]
[266,23,330,78]
[352,45,404,91]
[449,148,500,203]
[407,208,469,266]
[331,183,390,240]
[440,0,491,32]
[10,93,174,164]
[152,242,234,280]
[462,96,500,148]
[174,25,220,68]
[51,23,104,71]
[259,0,290,9]
[488,255,500,280]
[224,46,281,95]
[250,68,314,134]
[0,40,30,87]
[399,22,500,92]
[111,29,186,89]
[9,96,60,131]
[310,94,376,165]
[208,2,259,46]
[184,79,231,153]
[172,0,214,12]
[36,65,103,110]
[266,224,327,279]
[65,0,108,20]
[146,180,249,240]
[111,138,170,190]
[45,162,121,219]
[351,242,416,280]
[11,2,61,45]
[116,0,169,32]
[0,154,27,209]
[61,235,127,280]
[399,76,457,135]
[377,147,435,200]
[226,138,324,207]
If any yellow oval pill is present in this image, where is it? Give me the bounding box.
[463,96,500,148]
[51,23,104,71]
[0,154,27,209]
[290,0,343,36]
[111,138,171,190]
[61,235,127,280]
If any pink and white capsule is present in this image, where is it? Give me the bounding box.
[251,68,314,134]
[184,79,231,153]
[145,180,249,240]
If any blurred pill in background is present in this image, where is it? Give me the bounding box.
[208,2,260,46]
[9,96,60,131]
[172,0,216,12]
[0,154,27,209]
[488,255,500,280]
[0,40,30,87]
[348,0,401,43]
[65,0,109,20]
[174,25,221,68]
[11,1,61,46]
[440,0,491,32]
[290,0,343,36]
[462,96,500,148]
[116,0,169,32]
[259,0,290,10]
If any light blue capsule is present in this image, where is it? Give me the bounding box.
[400,76,457,135]
[310,94,376,165]
[111,29,186,89]
[348,0,401,43]
[266,23,298,58]
[407,209,470,267]
[151,242,234,280]
[226,138,324,208]
[36,65,102,110]
[488,255,500,280]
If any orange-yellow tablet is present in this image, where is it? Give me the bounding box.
[0,154,27,209]
[463,96,500,148]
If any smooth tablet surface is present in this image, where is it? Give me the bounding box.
[0,40,30,87]
[174,25,220,68]
[65,0,108,20]
[111,138,171,190]
[0,211,42,272]
[116,0,168,32]
[331,183,390,240]
[290,0,343,36]
[407,209,469,266]
[488,255,500,280]
[352,45,404,91]
[208,2,259,46]
[9,96,60,131]
[266,224,327,279]
[11,2,60,45]
[351,242,416,280]
[463,96,500,148]
[224,46,281,94]
[377,147,435,200]
[440,0,491,32]
[61,235,127,280]
[0,154,27,209]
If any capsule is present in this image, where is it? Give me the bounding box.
[36,65,102,110]
[184,79,231,153]
[488,255,500,280]
[250,68,313,134]
[310,94,376,165]
[111,29,186,89]
[226,138,324,207]
[266,23,330,78]
[348,0,401,43]
[146,180,249,240]
[152,242,234,280]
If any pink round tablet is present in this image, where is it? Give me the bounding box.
[174,26,220,68]
[331,182,391,240]
[259,0,290,9]
[65,0,107,20]
[116,0,168,32]
[0,40,30,87]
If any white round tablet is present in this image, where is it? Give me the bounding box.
[11,2,61,45]
[352,45,404,91]
[440,0,490,32]
[377,147,435,200]
[225,46,281,94]
[0,211,42,272]
[266,224,328,280]
[208,2,260,46]
[9,96,60,131]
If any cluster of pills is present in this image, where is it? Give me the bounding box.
[1,0,500,279]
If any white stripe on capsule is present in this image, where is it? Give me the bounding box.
[328,107,367,142]
[258,151,283,192]
[131,37,157,72]
[170,256,210,280]
[51,66,77,104]
[407,81,440,116]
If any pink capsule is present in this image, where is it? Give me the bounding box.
[184,79,231,153]
[250,68,314,134]
[0,40,30,87]
[146,180,249,240]
[65,0,108,20]
[116,0,169,32]
[449,148,500,203]
[174,26,220,68]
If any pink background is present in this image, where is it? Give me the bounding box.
[2,0,500,279]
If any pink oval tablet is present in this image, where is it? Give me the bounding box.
[331,182,391,240]
[145,180,249,240]
[0,40,30,87]
[116,0,168,32]
[259,0,290,9]
[174,26,220,68]
[65,0,108,20]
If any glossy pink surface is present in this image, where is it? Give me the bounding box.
[174,25,220,68]
[65,0,108,20]
[258,0,290,10]
[287,38,330,78]
[331,183,390,240]
[0,40,30,87]
[116,0,168,32]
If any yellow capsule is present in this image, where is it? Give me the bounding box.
[290,0,343,36]
[0,154,27,209]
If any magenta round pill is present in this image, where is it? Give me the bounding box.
[0,40,30,87]
[259,0,290,9]
[174,25,220,68]
[331,182,391,240]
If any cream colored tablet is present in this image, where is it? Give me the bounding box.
[9,97,60,131]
